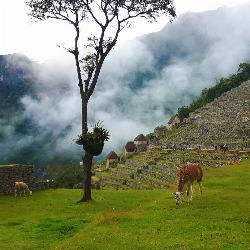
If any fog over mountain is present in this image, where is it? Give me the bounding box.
[1,3,250,166]
[81,3,250,149]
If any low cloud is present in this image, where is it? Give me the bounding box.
[2,4,250,160]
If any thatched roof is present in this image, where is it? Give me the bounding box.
[125,141,136,152]
[134,134,147,142]
[106,151,119,160]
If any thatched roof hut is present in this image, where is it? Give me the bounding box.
[134,134,148,149]
[134,134,147,142]
[106,151,119,169]
[125,141,137,152]
[106,151,119,160]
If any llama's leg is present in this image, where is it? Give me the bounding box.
[190,184,194,202]
[186,184,190,203]
[14,189,17,197]
[179,191,183,204]
[198,181,203,198]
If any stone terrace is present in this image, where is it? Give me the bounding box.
[95,147,248,190]
[162,80,250,148]
[95,81,250,190]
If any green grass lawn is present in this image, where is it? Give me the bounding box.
[0,159,250,250]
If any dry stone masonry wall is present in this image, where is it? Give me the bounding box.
[167,80,250,148]
[0,164,34,195]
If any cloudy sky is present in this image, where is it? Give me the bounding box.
[0,0,249,62]
[1,0,250,157]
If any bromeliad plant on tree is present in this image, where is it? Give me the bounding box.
[74,122,109,202]
[75,122,110,156]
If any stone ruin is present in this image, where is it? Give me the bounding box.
[106,151,119,169]
[134,134,148,152]
[0,164,34,195]
[124,141,137,155]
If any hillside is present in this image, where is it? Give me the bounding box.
[95,81,250,190]
[0,54,35,116]
[1,4,250,169]
[177,63,250,121]
[0,158,249,249]
[162,80,250,147]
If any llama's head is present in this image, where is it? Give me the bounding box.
[172,191,184,205]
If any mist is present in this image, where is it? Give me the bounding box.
[88,4,250,152]
[2,3,250,161]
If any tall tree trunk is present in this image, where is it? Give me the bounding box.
[80,151,93,202]
[82,99,88,133]
[79,98,93,202]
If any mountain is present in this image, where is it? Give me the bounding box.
[0,54,35,117]
[1,4,250,170]
[92,3,250,150]
[94,80,250,190]
[0,54,81,170]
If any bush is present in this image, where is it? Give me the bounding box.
[75,122,109,156]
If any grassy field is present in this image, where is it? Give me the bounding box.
[0,159,249,250]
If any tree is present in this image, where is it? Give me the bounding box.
[26,0,176,202]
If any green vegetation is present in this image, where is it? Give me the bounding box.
[44,164,84,188]
[0,158,249,249]
[178,63,250,121]
[96,142,249,190]
[75,121,110,156]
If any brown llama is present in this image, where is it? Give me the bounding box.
[173,163,203,205]
[14,182,32,196]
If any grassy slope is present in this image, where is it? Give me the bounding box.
[0,159,249,250]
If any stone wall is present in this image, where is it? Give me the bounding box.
[165,80,250,148]
[0,164,34,195]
